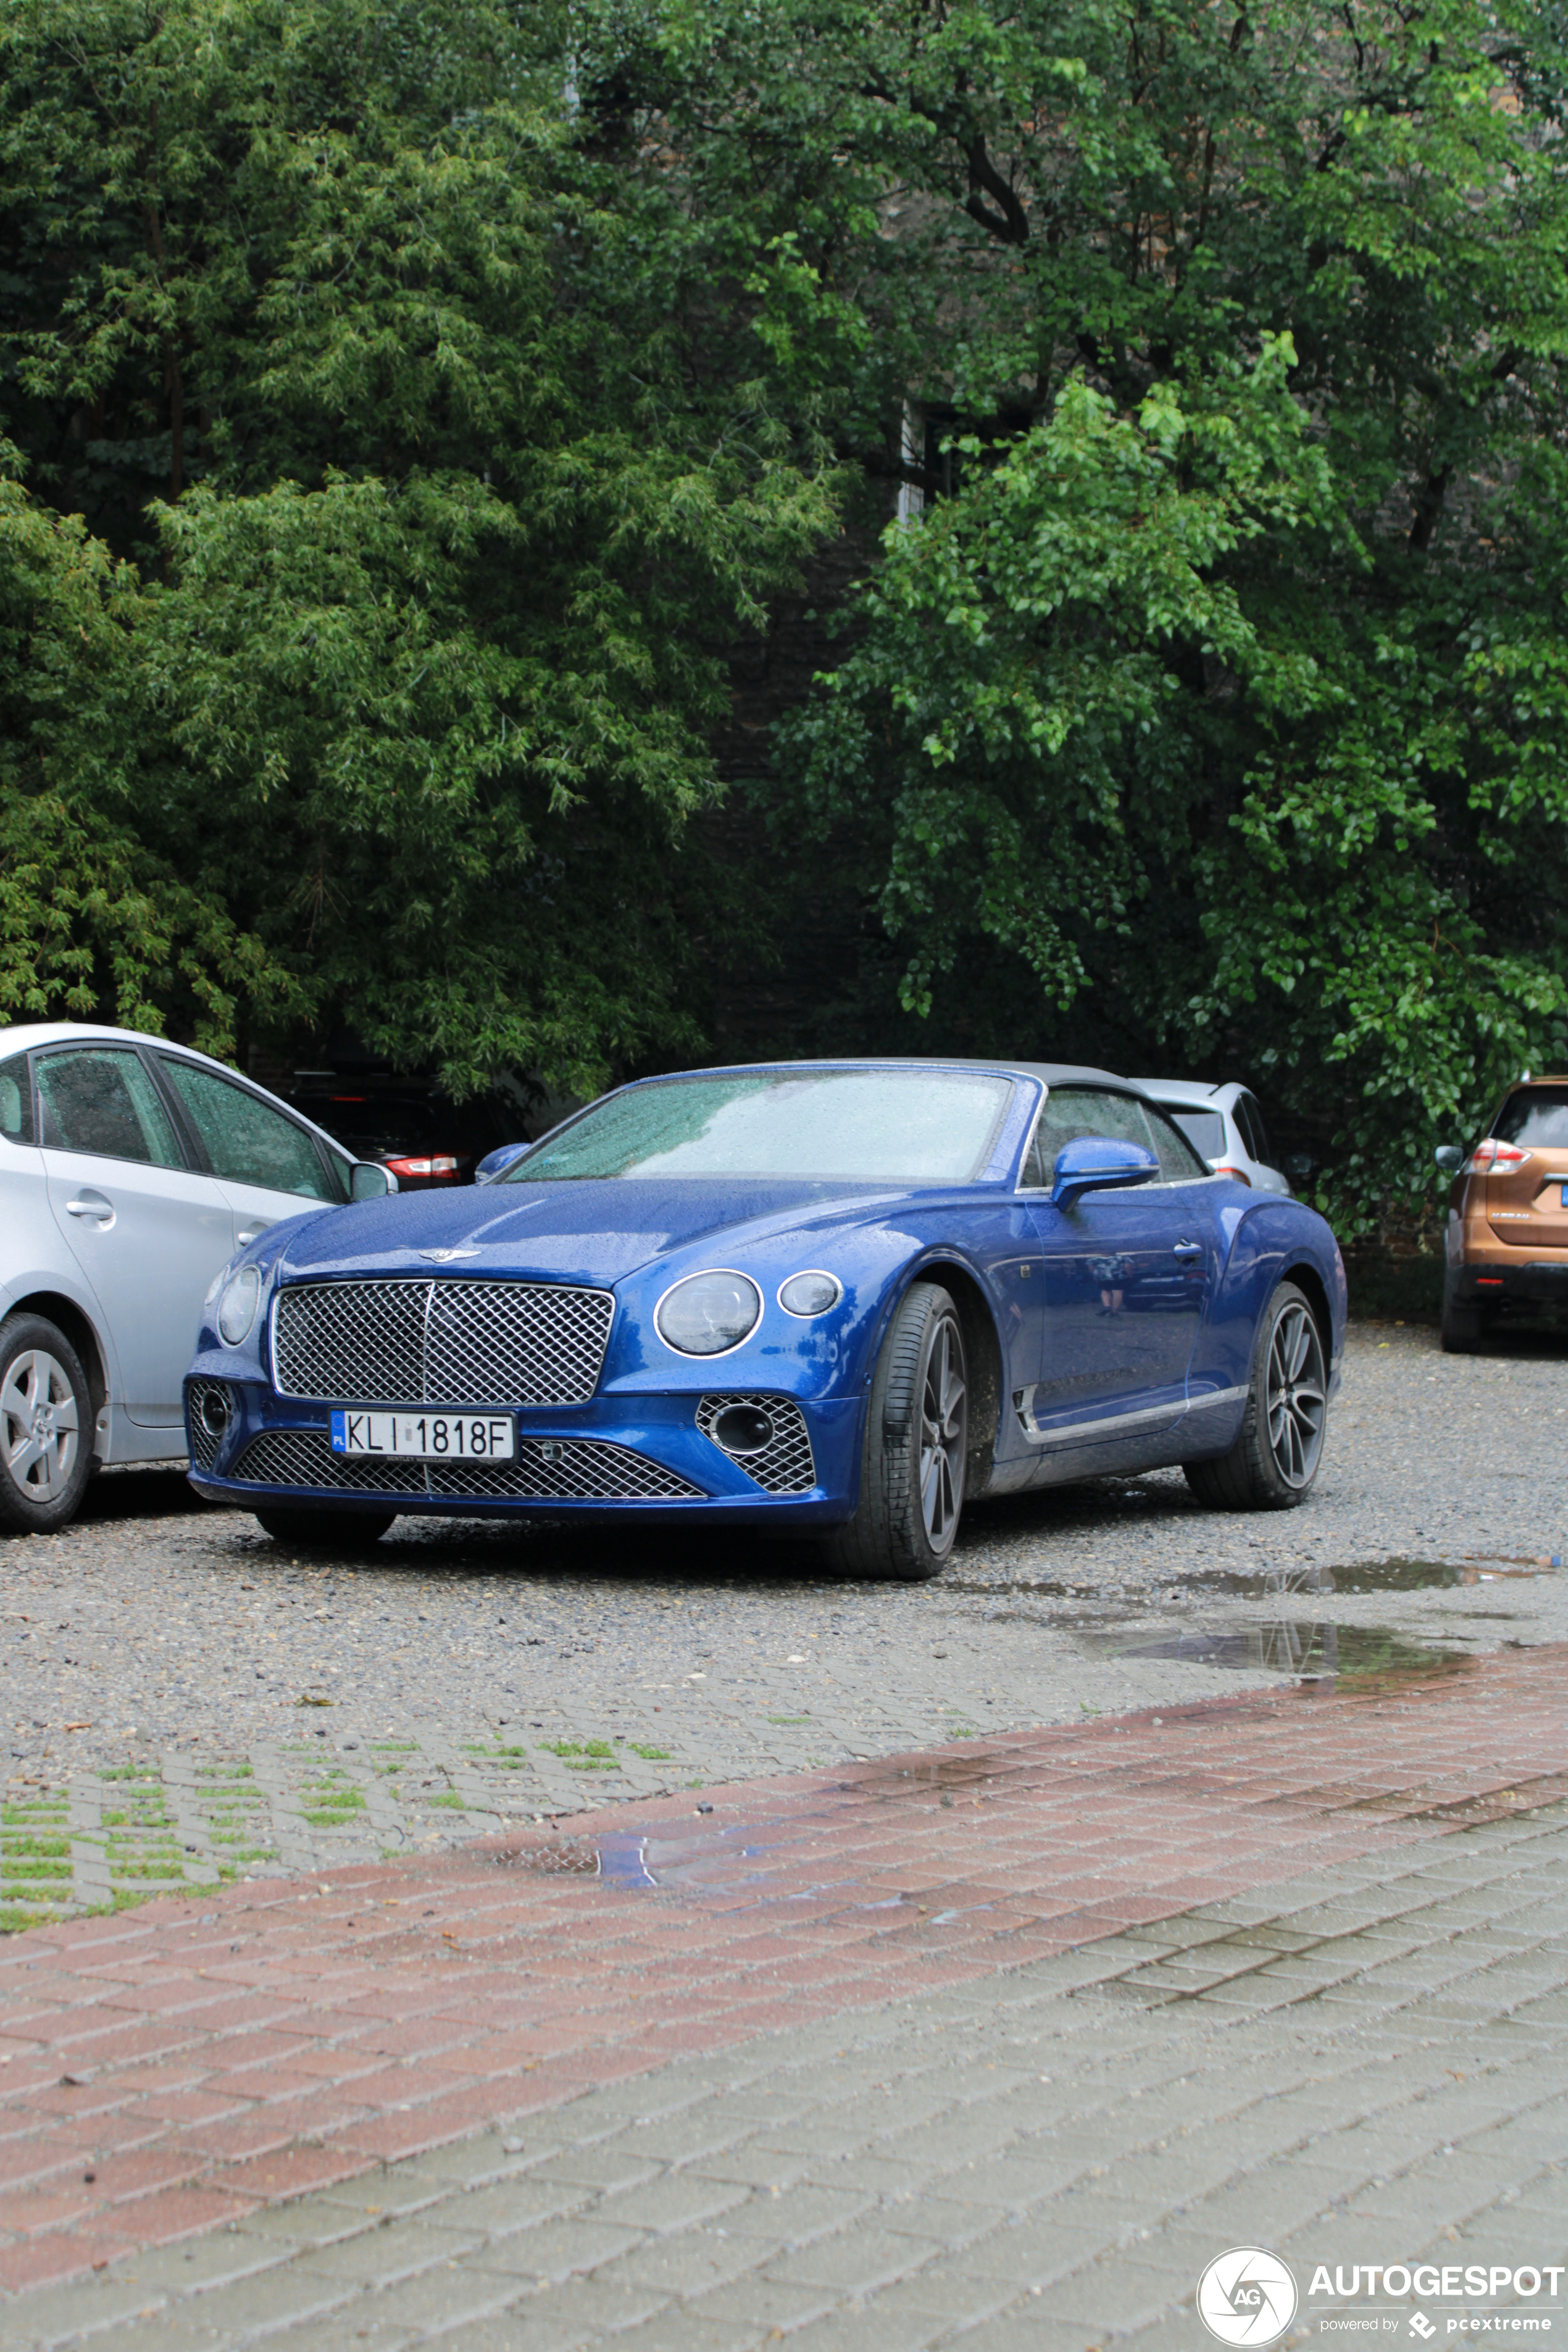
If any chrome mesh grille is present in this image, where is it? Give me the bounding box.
[697,1394,816,1494]
[272,1280,614,1407]
[430,1442,701,1502]
[183,1379,232,1474]
[232,1428,701,1503]
[235,1430,427,1494]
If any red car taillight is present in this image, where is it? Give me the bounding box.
[1214,1165,1252,1186]
[1464,1140,1532,1174]
[385,1154,460,1179]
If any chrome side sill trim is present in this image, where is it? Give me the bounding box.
[1014,1382,1246,1448]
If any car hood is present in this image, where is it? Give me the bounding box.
[273,1177,927,1288]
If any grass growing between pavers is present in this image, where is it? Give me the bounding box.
[196,1761,278,1878]
[1,1790,72,1930]
[542,1739,621,1772]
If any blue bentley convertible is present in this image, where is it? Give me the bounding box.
[184,1061,1346,1580]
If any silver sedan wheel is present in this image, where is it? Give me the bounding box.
[1265,1297,1326,1488]
[2,1348,81,1505]
[918,1311,967,1554]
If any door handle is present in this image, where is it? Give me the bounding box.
[237,1222,272,1246]
[1173,1240,1203,1260]
[65,1193,114,1224]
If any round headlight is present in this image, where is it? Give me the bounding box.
[654,1270,762,1357]
[778,1270,842,1319]
[217,1264,262,1347]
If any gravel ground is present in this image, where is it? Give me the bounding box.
[2,1319,1566,1918]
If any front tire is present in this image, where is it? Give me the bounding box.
[253,1506,396,1551]
[1183,1279,1327,1512]
[825,1281,967,1582]
[0,1315,93,1536]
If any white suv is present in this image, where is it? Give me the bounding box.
[0,1023,391,1535]
[1132,1078,1308,1196]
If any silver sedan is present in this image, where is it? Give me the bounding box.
[1132,1077,1310,1196]
[0,1024,391,1534]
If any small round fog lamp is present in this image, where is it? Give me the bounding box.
[778,1270,841,1319]
[711,1404,775,1457]
[196,1383,233,1440]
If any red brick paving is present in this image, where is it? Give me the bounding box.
[1,1648,1566,2292]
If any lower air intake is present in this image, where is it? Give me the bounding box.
[696,1394,816,1493]
[231,1428,703,1503]
[184,1380,233,1474]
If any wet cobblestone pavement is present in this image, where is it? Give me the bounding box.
[0,1637,1566,2342]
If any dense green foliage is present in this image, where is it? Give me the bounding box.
[0,0,830,1089]
[4,0,1568,1227]
[706,0,1568,1220]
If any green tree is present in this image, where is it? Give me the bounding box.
[622,0,1568,1223]
[0,460,302,1048]
[0,0,834,1088]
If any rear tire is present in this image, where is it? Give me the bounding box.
[0,1314,93,1536]
[1183,1279,1327,1512]
[1440,1274,1490,1354]
[253,1506,396,1551]
[824,1282,967,1582]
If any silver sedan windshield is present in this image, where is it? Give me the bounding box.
[507,1070,1014,1185]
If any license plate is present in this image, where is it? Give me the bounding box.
[1561,1185,1568,1207]
[329,1410,515,1461]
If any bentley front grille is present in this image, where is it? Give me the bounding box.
[231,1428,702,1503]
[272,1279,614,1407]
[696,1394,817,1494]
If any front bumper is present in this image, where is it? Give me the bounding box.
[183,1377,862,1527]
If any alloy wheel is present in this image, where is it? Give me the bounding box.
[1264,1300,1325,1489]
[918,1314,967,1553]
[2,1348,81,1505]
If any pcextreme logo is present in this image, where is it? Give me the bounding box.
[1197,2248,1299,2346]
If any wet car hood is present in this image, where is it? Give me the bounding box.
[274,1176,927,1288]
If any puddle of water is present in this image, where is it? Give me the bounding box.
[848,1751,1010,1798]
[1180,1556,1551,1599]
[1075,1619,1474,1692]
[493,1839,599,1875]
[953,1578,1079,1598]
[491,1832,660,1887]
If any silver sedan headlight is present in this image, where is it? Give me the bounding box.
[654,1270,762,1357]
[217,1264,263,1348]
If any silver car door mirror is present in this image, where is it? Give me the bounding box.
[349,1161,398,1200]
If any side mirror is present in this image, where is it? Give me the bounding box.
[1283,1153,1313,1183]
[350,1160,398,1201]
[1434,1145,1463,1174]
[475,1141,528,1184]
[1050,1135,1159,1211]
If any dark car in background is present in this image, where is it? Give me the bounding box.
[287,1081,513,1193]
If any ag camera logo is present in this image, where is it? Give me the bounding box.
[1197,2247,1299,2346]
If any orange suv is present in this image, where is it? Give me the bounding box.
[1437,1075,1568,1350]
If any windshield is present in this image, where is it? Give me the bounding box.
[1494,1087,1568,1148]
[506,1070,1015,1185]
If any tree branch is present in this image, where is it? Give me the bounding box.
[962,131,1029,245]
